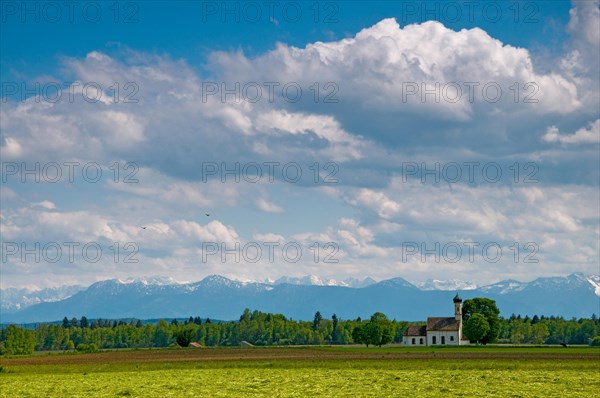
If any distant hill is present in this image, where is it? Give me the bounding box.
[1,273,598,323]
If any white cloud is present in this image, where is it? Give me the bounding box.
[252,232,285,242]
[213,18,582,117]
[1,137,23,158]
[91,110,145,146]
[349,188,401,219]
[543,119,600,145]
[256,197,284,213]
[33,201,56,210]
[254,110,363,161]
[568,0,600,48]
[172,220,240,244]
[1,15,598,288]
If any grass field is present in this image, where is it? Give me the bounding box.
[1,346,598,397]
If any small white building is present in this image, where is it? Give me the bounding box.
[402,293,470,346]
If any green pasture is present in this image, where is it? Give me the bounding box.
[1,346,598,397]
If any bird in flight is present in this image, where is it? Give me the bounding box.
[140,226,147,229]
[205,213,210,217]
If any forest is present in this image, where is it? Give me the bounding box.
[1,306,599,355]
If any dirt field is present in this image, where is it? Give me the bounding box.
[1,345,596,367]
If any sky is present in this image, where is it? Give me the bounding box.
[1,0,599,289]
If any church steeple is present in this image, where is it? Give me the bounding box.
[453,293,462,321]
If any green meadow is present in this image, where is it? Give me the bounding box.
[1,346,598,397]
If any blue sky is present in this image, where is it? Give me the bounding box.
[1,1,599,289]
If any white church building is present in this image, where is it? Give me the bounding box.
[402,293,470,346]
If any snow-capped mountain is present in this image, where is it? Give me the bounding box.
[479,273,600,297]
[417,279,478,291]
[116,276,183,286]
[271,275,376,288]
[478,280,527,294]
[587,274,600,296]
[1,285,85,313]
[2,273,598,323]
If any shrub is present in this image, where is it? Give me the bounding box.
[76,343,98,353]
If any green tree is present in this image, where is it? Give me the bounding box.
[531,323,549,344]
[312,311,322,331]
[153,320,171,347]
[462,298,500,344]
[3,325,36,355]
[463,313,490,344]
[174,324,198,347]
[331,314,339,343]
[80,316,89,329]
[352,324,367,346]
[352,313,393,347]
[364,312,393,347]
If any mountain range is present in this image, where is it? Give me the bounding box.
[1,273,598,323]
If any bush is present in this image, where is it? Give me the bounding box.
[590,336,600,346]
[76,343,98,353]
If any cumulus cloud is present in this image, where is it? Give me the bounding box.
[1,14,599,287]
[543,119,600,145]
[212,18,582,118]
[254,110,363,161]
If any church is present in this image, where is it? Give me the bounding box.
[401,293,470,346]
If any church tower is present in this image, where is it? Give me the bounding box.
[454,293,463,343]
[453,293,462,320]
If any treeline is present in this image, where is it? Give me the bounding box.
[0,310,408,355]
[1,309,599,355]
[498,314,600,345]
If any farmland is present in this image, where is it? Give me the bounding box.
[1,346,598,397]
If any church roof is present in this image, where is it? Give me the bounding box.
[427,317,460,331]
[453,293,462,302]
[404,325,427,336]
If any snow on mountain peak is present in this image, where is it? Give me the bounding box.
[0,285,86,312]
[586,274,600,297]
[417,279,477,291]
[117,276,182,286]
[272,275,376,288]
[479,279,527,294]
